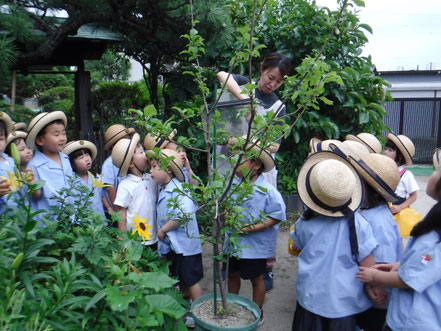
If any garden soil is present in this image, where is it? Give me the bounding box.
[200,221,298,331]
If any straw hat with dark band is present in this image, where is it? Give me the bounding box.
[62,140,97,161]
[349,153,400,203]
[329,140,370,161]
[311,139,342,153]
[146,148,185,182]
[346,133,382,154]
[386,133,415,166]
[112,133,140,177]
[104,124,135,151]
[143,129,177,150]
[297,151,362,256]
[308,137,321,153]
[0,111,13,136]
[12,122,26,132]
[26,111,67,150]
[433,148,441,172]
[6,131,27,149]
[227,136,275,173]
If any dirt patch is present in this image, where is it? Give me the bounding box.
[194,299,257,328]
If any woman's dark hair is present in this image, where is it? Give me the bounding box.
[5,137,24,155]
[410,201,441,241]
[386,140,406,166]
[0,121,6,137]
[69,148,91,171]
[260,53,292,77]
[362,180,387,208]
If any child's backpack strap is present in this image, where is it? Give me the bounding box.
[399,168,407,177]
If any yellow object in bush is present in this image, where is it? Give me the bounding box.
[393,207,422,237]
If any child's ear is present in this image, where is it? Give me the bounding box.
[128,160,135,169]
[35,135,44,147]
[255,159,263,170]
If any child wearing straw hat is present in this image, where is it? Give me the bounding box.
[291,151,383,331]
[112,133,158,248]
[165,140,199,186]
[346,132,383,154]
[349,153,403,330]
[223,140,286,326]
[356,200,441,331]
[26,111,74,218]
[101,124,135,216]
[63,140,106,220]
[6,131,33,172]
[148,148,203,302]
[384,133,419,214]
[0,111,16,212]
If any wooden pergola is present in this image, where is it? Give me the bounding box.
[12,23,123,140]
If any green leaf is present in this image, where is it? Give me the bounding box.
[105,285,137,311]
[144,105,158,118]
[86,289,107,311]
[359,112,370,125]
[24,220,37,232]
[129,272,178,291]
[145,294,187,319]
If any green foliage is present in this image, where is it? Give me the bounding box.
[0,100,36,124]
[0,169,186,329]
[85,49,131,87]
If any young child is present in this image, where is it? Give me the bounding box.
[102,124,135,216]
[26,111,73,218]
[0,111,14,212]
[62,140,105,219]
[148,148,203,301]
[112,133,158,249]
[165,140,199,185]
[291,151,383,331]
[6,131,33,172]
[349,153,403,330]
[357,201,441,331]
[223,141,286,326]
[383,133,419,214]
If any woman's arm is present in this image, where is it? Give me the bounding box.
[217,71,248,100]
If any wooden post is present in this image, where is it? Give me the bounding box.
[74,63,93,140]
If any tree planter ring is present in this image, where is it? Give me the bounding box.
[191,293,261,331]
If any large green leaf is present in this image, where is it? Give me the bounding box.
[145,294,187,319]
[105,285,138,311]
[129,272,178,291]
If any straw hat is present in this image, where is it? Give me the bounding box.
[103,124,135,151]
[308,137,321,153]
[330,140,370,161]
[297,151,362,217]
[146,148,185,182]
[433,148,441,172]
[228,137,275,173]
[62,140,97,161]
[143,129,177,150]
[111,133,140,177]
[12,122,26,132]
[349,153,400,203]
[386,133,415,166]
[311,139,342,153]
[6,131,27,149]
[346,133,382,154]
[0,111,13,136]
[26,111,67,150]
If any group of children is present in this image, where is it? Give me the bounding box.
[0,110,285,327]
[1,108,439,330]
[292,132,440,331]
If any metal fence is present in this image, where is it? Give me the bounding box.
[383,98,441,163]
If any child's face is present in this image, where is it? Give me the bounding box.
[36,123,67,153]
[16,138,33,167]
[235,159,261,178]
[383,146,397,162]
[166,142,187,163]
[131,144,149,173]
[0,131,6,155]
[73,152,92,173]
[150,159,171,185]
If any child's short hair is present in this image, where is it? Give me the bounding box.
[385,140,406,166]
[0,121,6,137]
[363,181,387,208]
[36,119,65,141]
[68,148,92,171]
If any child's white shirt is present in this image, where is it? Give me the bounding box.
[114,173,158,245]
[395,165,419,199]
